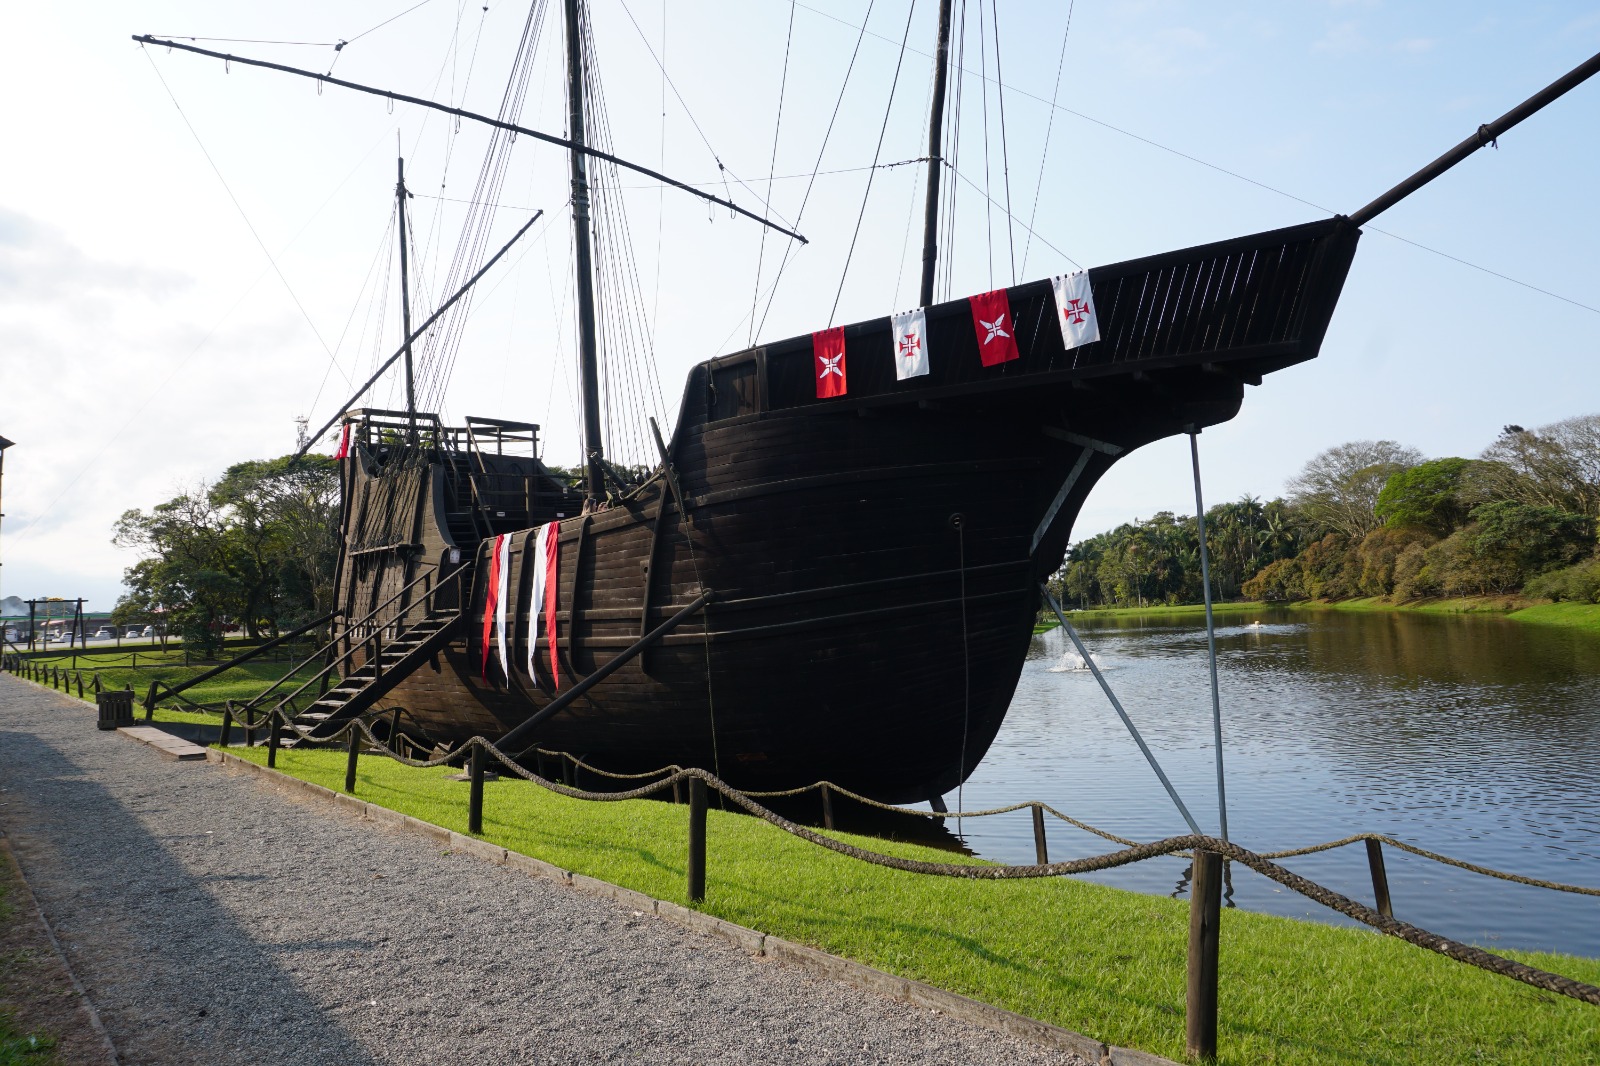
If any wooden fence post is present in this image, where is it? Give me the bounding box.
[76,673,84,698]
[687,777,707,903]
[1187,849,1222,1061]
[1366,839,1394,919]
[820,782,835,830]
[468,742,485,834]
[1033,804,1050,865]
[267,714,281,768]
[218,705,233,749]
[345,727,360,794]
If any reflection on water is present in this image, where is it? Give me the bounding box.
[949,608,1600,957]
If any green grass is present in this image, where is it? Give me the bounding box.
[0,1011,55,1065]
[15,649,326,726]
[1047,597,1600,634]
[1038,602,1267,629]
[1507,602,1600,632]
[1286,596,1600,633]
[0,862,57,1065]
[231,745,1600,1065]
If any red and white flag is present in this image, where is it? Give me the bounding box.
[480,533,510,681]
[332,422,351,460]
[813,326,847,398]
[968,289,1019,367]
[1051,270,1100,350]
[494,533,512,680]
[525,521,560,685]
[543,520,561,688]
[890,308,929,380]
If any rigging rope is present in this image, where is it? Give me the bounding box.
[750,0,799,347]
[1019,0,1074,278]
[976,0,994,289]
[753,0,880,341]
[989,0,1016,285]
[829,0,920,327]
[142,51,353,391]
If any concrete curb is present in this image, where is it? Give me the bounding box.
[204,747,1179,1066]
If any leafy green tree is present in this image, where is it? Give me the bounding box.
[113,455,341,652]
[1472,416,1600,518]
[1287,440,1422,540]
[1376,458,1473,537]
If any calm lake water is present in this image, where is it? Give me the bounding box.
[949,608,1600,958]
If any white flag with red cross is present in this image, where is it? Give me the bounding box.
[890,308,930,380]
[1051,270,1100,350]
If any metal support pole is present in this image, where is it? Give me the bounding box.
[1032,804,1049,865]
[1366,838,1394,919]
[687,777,707,902]
[345,727,360,794]
[1187,848,1222,1061]
[469,742,485,835]
[1188,430,1230,844]
[1040,584,1204,835]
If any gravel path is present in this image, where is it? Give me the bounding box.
[0,676,1093,1066]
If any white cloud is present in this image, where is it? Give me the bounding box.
[0,205,185,306]
[1312,20,1370,56]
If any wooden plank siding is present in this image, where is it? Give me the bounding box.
[331,217,1361,803]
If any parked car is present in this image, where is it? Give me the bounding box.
[92,627,116,640]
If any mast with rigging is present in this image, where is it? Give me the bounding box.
[918,0,955,308]
[564,0,606,504]
[396,155,419,443]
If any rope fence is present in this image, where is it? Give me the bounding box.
[6,655,1598,1059]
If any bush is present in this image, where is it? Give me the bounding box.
[1243,557,1305,601]
[1392,542,1438,600]
[1524,556,1600,603]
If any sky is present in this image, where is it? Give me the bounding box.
[2,0,1598,612]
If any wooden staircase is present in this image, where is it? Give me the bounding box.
[283,607,460,746]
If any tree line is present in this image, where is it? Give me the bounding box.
[112,455,340,656]
[1052,413,1600,609]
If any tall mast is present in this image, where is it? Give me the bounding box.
[396,155,418,442]
[565,0,605,503]
[918,0,955,308]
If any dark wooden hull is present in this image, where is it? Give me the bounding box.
[335,217,1361,803]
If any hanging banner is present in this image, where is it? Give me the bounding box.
[332,422,351,459]
[494,533,512,682]
[544,519,562,688]
[480,533,506,680]
[890,308,930,380]
[968,289,1020,366]
[1051,270,1100,350]
[812,326,847,398]
[526,524,552,681]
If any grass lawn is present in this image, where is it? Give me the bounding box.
[1508,602,1600,632]
[1037,602,1267,631]
[0,855,58,1065]
[13,650,325,726]
[231,745,1600,1066]
[1040,597,1600,635]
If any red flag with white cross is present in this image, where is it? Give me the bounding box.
[813,326,847,398]
[968,289,1019,367]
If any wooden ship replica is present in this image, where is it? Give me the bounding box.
[141,12,1600,804]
